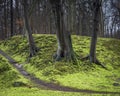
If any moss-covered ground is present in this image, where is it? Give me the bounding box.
[0,55,90,96]
[0,55,31,88]
[0,34,120,95]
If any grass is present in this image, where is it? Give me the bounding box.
[0,34,120,95]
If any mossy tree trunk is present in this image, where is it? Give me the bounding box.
[50,0,75,61]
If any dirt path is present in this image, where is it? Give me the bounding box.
[0,49,120,95]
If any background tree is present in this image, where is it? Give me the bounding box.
[10,0,13,36]
[111,0,120,39]
[0,0,119,40]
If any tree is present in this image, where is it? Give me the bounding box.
[82,0,106,68]
[22,0,38,57]
[0,0,4,40]
[111,0,120,39]
[10,0,13,36]
[89,0,101,63]
[50,0,75,61]
[112,0,120,11]
[4,0,8,39]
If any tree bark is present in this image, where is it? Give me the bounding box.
[50,0,75,61]
[89,0,101,63]
[4,0,7,39]
[10,0,14,36]
[22,0,38,57]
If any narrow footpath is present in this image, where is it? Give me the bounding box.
[0,49,120,95]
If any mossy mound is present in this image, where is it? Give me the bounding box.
[0,34,120,92]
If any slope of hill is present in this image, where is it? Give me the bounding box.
[0,34,120,93]
[0,55,89,96]
[0,55,30,88]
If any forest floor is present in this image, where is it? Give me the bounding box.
[0,49,119,95]
[0,34,120,96]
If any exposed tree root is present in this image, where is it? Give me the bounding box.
[53,51,77,64]
[53,51,64,61]
[95,59,107,70]
[29,47,39,57]
[81,55,89,61]
[81,55,107,70]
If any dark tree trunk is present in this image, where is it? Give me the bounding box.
[81,0,107,69]
[22,0,38,57]
[4,0,7,39]
[81,13,87,36]
[50,0,75,61]
[89,0,101,63]
[10,0,13,36]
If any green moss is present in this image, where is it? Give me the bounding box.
[0,34,120,92]
[0,55,31,89]
[0,87,93,96]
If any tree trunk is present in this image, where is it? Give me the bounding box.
[10,0,14,36]
[81,0,107,69]
[99,6,104,37]
[50,0,75,61]
[22,0,38,57]
[4,0,7,39]
[89,0,101,63]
